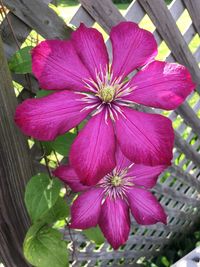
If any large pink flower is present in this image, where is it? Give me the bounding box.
[53,148,167,249]
[15,22,195,185]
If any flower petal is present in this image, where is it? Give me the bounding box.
[70,109,116,185]
[128,164,167,188]
[115,107,174,166]
[110,22,157,81]
[127,187,167,225]
[53,165,89,192]
[15,91,94,141]
[99,197,130,249]
[125,61,195,110]
[115,145,132,170]
[70,188,103,229]
[32,40,91,91]
[72,23,109,81]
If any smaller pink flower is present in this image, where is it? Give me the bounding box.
[54,148,167,249]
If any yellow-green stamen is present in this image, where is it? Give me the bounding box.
[111,175,122,187]
[99,86,115,103]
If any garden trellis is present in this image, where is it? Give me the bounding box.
[0,0,200,266]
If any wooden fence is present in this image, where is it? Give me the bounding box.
[0,0,200,266]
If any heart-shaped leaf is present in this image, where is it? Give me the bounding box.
[25,173,61,222]
[24,224,68,267]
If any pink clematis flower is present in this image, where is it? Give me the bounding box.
[53,147,167,249]
[15,22,195,185]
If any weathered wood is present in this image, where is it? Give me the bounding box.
[154,183,200,206]
[0,36,35,266]
[174,131,200,168]
[169,165,200,192]
[0,0,53,59]
[80,0,125,33]
[0,12,31,59]
[70,5,94,27]
[137,0,200,86]
[125,0,144,23]
[169,0,184,21]
[4,0,73,40]
[176,102,200,138]
[182,0,200,35]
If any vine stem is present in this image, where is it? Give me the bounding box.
[53,150,60,166]
[65,220,76,262]
[39,142,52,178]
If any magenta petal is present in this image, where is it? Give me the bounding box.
[115,145,132,170]
[110,22,157,81]
[128,164,167,188]
[70,188,103,229]
[125,61,196,110]
[15,91,93,141]
[99,197,130,249]
[72,23,109,81]
[115,107,174,166]
[32,40,91,91]
[70,109,116,185]
[127,187,167,225]
[53,165,89,192]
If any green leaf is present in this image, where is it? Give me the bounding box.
[8,46,33,74]
[52,132,76,156]
[36,90,55,98]
[25,173,61,222]
[40,197,70,224]
[34,139,53,156]
[161,256,170,267]
[24,224,68,267]
[83,226,105,245]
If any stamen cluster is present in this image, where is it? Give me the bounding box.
[98,165,134,199]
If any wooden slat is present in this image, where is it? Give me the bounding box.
[4,0,73,39]
[0,36,34,267]
[125,0,145,23]
[183,24,196,44]
[194,47,200,63]
[154,183,200,206]
[137,0,200,86]
[176,103,200,138]
[0,1,53,107]
[0,13,31,59]
[182,0,200,35]
[0,0,52,59]
[174,131,200,167]
[70,5,94,27]
[80,0,125,33]
[169,0,185,21]
[169,165,200,192]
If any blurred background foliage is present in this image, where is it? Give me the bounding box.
[141,224,200,266]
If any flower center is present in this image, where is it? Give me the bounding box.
[99,86,115,103]
[111,175,122,187]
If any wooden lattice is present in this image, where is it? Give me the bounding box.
[0,0,200,266]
